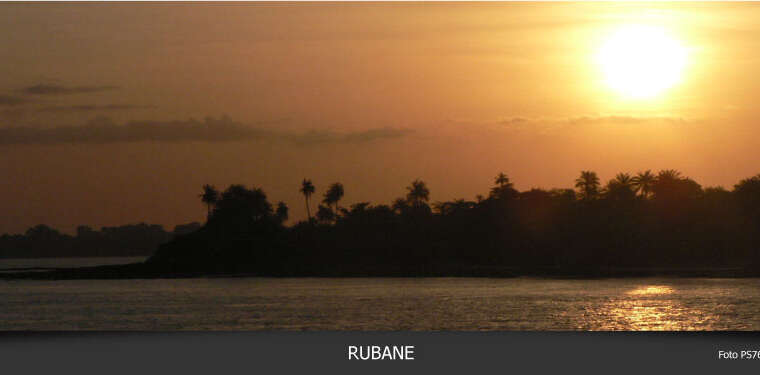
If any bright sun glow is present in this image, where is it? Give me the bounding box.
[596,25,688,99]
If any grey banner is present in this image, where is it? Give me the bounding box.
[1,332,759,374]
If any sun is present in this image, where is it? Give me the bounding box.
[595,25,688,99]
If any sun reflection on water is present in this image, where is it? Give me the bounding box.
[626,285,674,296]
[588,284,718,331]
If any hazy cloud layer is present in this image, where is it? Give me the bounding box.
[496,115,691,133]
[38,104,152,113]
[20,84,119,96]
[3,113,686,147]
[0,95,26,106]
[500,115,689,126]
[288,127,413,146]
[564,115,690,126]
[0,117,413,145]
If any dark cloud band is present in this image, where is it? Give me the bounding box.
[0,117,412,145]
[0,95,26,106]
[20,84,119,96]
[38,104,151,113]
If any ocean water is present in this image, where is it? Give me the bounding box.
[0,277,758,330]
[0,256,148,271]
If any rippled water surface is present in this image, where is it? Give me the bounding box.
[1,277,758,330]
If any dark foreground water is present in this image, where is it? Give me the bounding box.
[0,256,148,271]
[0,277,758,330]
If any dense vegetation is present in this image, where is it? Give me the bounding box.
[0,222,200,258]
[148,170,760,277]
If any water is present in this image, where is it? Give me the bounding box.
[0,277,758,330]
[0,256,147,271]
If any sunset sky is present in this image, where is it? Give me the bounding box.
[2,2,760,234]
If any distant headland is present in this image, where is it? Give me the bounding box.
[0,222,201,259]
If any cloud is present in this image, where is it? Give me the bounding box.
[564,115,690,126]
[38,104,152,113]
[0,95,26,106]
[0,116,413,146]
[289,127,413,145]
[496,115,691,133]
[343,127,412,142]
[20,84,119,96]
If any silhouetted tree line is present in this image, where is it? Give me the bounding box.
[0,222,201,258]
[147,170,760,276]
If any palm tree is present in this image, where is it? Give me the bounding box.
[575,170,600,201]
[652,169,702,201]
[199,184,219,220]
[605,172,637,201]
[406,179,430,207]
[657,169,682,182]
[613,173,633,187]
[632,170,656,198]
[323,182,345,217]
[300,179,315,222]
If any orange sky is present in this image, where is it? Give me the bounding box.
[1,3,759,233]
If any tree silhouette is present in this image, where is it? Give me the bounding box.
[323,182,345,219]
[434,199,475,216]
[734,175,760,260]
[24,224,63,240]
[316,204,335,224]
[113,170,760,277]
[490,172,518,199]
[605,173,636,201]
[392,197,409,214]
[300,179,315,222]
[632,170,656,198]
[276,201,289,223]
[211,184,273,223]
[651,169,702,203]
[406,179,430,207]
[199,184,219,220]
[495,172,512,188]
[734,175,760,220]
[22,164,760,280]
[658,169,682,181]
[575,171,600,201]
[613,173,633,187]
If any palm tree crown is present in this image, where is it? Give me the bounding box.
[575,171,600,201]
[300,179,315,222]
[657,169,682,182]
[323,182,345,217]
[605,172,637,201]
[406,179,430,206]
[632,170,656,198]
[199,184,219,220]
[613,173,633,187]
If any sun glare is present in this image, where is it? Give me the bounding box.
[596,25,688,99]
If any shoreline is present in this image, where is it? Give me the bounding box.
[2,262,758,281]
